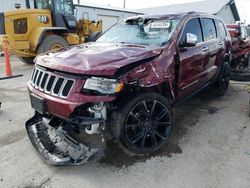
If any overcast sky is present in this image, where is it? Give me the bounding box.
[78,0,250,24]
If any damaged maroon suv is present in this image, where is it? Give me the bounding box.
[26,12,231,165]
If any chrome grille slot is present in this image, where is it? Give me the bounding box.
[53,78,64,95]
[31,69,35,82]
[35,71,43,88]
[61,80,74,98]
[40,73,49,90]
[45,75,56,93]
[32,69,39,85]
[30,68,75,98]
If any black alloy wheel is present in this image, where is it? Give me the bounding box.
[215,62,230,96]
[113,93,173,155]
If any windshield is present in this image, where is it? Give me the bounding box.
[35,0,73,15]
[35,0,52,9]
[97,18,179,47]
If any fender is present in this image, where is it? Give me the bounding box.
[29,27,68,51]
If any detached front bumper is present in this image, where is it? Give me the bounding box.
[26,67,117,165]
[26,113,105,166]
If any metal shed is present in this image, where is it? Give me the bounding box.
[73,2,142,31]
[137,0,240,24]
[0,0,142,31]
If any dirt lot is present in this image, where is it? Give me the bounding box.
[0,56,250,188]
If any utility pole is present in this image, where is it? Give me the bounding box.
[123,0,126,9]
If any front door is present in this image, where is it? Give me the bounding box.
[177,18,208,99]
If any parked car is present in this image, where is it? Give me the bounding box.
[226,23,250,81]
[26,12,231,166]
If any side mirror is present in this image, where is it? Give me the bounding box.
[185,33,198,47]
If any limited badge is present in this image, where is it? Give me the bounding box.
[37,15,48,23]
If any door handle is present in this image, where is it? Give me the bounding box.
[218,41,223,45]
[202,47,209,51]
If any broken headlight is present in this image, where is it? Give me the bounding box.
[83,77,124,94]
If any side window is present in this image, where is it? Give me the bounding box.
[215,20,227,39]
[247,27,250,37]
[55,0,64,13]
[241,26,247,39]
[64,0,74,14]
[35,0,52,9]
[179,18,203,46]
[201,18,217,41]
[55,0,73,15]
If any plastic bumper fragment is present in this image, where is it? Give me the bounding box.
[25,113,102,166]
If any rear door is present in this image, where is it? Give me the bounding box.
[177,18,208,99]
[214,19,229,74]
[200,18,220,82]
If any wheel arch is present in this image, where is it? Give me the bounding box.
[224,51,231,64]
[115,81,174,108]
[112,91,174,155]
[29,27,68,51]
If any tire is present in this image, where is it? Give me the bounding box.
[230,67,250,81]
[113,92,174,156]
[37,35,68,54]
[214,62,230,96]
[20,57,34,64]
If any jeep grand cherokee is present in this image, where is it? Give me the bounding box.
[26,12,231,165]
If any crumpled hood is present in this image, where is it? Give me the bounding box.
[36,43,163,76]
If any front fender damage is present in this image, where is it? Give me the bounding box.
[25,113,103,166]
[119,58,174,94]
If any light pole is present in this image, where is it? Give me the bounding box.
[123,0,126,9]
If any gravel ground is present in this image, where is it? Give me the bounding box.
[0,57,250,188]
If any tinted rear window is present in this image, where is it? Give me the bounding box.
[215,20,227,39]
[201,18,217,41]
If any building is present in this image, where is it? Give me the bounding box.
[137,0,240,24]
[73,2,142,31]
[0,0,142,31]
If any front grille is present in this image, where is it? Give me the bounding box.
[0,13,5,34]
[30,68,75,98]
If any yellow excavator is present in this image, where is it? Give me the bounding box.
[0,0,102,63]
